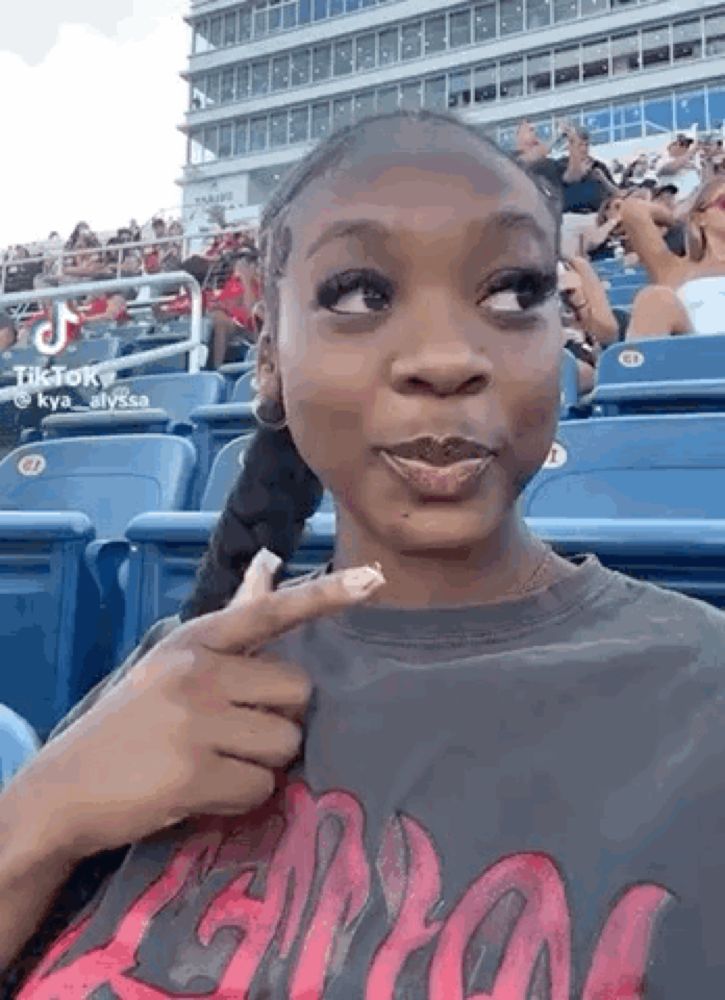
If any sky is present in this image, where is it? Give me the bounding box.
[0,0,189,247]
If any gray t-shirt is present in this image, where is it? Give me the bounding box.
[15,555,725,998]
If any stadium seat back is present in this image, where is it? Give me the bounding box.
[593,336,725,415]
[232,370,256,403]
[0,435,197,537]
[522,414,725,519]
[113,372,225,425]
[60,337,122,367]
[201,435,254,510]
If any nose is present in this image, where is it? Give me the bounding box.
[389,306,493,398]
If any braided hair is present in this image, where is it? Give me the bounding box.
[180,108,561,621]
[0,110,561,994]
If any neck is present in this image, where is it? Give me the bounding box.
[704,231,725,264]
[332,512,550,609]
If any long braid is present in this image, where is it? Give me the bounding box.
[1,111,562,993]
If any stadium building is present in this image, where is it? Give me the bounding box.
[180,0,725,228]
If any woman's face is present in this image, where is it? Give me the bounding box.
[264,132,561,558]
[699,183,725,237]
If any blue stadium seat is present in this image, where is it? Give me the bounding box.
[58,336,122,368]
[231,370,256,403]
[190,401,257,493]
[522,414,725,519]
[592,336,725,415]
[0,345,49,386]
[218,361,255,397]
[0,704,40,788]
[0,435,197,537]
[199,435,254,510]
[526,516,725,610]
[40,371,226,440]
[560,349,582,419]
[0,512,98,740]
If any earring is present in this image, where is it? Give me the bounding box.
[253,395,287,431]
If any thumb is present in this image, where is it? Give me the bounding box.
[229,547,283,607]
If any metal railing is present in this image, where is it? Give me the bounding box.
[0,272,206,404]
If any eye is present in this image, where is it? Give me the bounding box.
[480,269,558,317]
[316,269,394,316]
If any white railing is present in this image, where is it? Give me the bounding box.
[0,272,206,404]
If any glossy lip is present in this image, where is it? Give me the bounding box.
[380,435,494,466]
[379,450,494,501]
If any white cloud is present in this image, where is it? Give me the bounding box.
[0,0,189,247]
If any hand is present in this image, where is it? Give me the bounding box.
[5,550,385,862]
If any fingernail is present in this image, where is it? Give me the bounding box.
[342,564,386,600]
[252,547,282,575]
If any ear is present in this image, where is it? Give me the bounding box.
[256,331,283,403]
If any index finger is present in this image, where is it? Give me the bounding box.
[198,564,386,653]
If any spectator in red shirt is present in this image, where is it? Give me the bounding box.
[208,249,260,369]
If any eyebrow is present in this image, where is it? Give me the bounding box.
[304,211,551,260]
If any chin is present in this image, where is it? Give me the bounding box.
[373,501,511,557]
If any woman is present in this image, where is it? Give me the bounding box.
[558,256,619,393]
[3,110,725,998]
[623,178,725,338]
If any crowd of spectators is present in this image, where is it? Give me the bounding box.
[514,118,725,392]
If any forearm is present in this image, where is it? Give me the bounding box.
[0,795,78,971]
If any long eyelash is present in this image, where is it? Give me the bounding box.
[316,269,394,311]
[483,269,558,310]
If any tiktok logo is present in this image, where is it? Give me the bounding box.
[34,302,76,357]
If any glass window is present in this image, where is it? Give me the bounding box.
[527,52,552,93]
[207,71,220,106]
[234,120,248,156]
[329,0,345,13]
[354,91,376,120]
[402,22,422,60]
[270,111,288,148]
[499,58,524,100]
[221,69,235,103]
[219,123,233,158]
[474,3,496,41]
[498,125,517,151]
[283,3,298,28]
[253,5,267,36]
[314,0,328,20]
[190,132,204,165]
[708,84,725,130]
[643,95,674,136]
[298,0,312,23]
[379,28,399,65]
[251,61,269,97]
[582,39,608,80]
[268,0,283,31]
[272,55,290,91]
[313,44,332,81]
[333,96,353,129]
[612,101,643,141]
[579,0,607,14]
[334,39,353,75]
[191,80,204,111]
[400,81,422,110]
[500,0,524,36]
[673,19,702,61]
[377,86,399,113]
[193,20,211,55]
[239,8,252,40]
[583,106,611,145]
[424,76,447,111]
[642,26,670,68]
[224,12,237,45]
[210,16,223,47]
[204,126,219,161]
[449,10,472,47]
[554,0,577,24]
[311,102,331,139]
[706,14,725,56]
[424,15,447,54]
[448,69,472,107]
[554,46,580,87]
[289,106,310,143]
[526,0,551,30]
[346,0,361,8]
[611,33,640,75]
[474,64,496,103]
[356,34,376,71]
[236,65,249,100]
[675,88,707,131]
[250,117,268,152]
[291,50,311,87]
